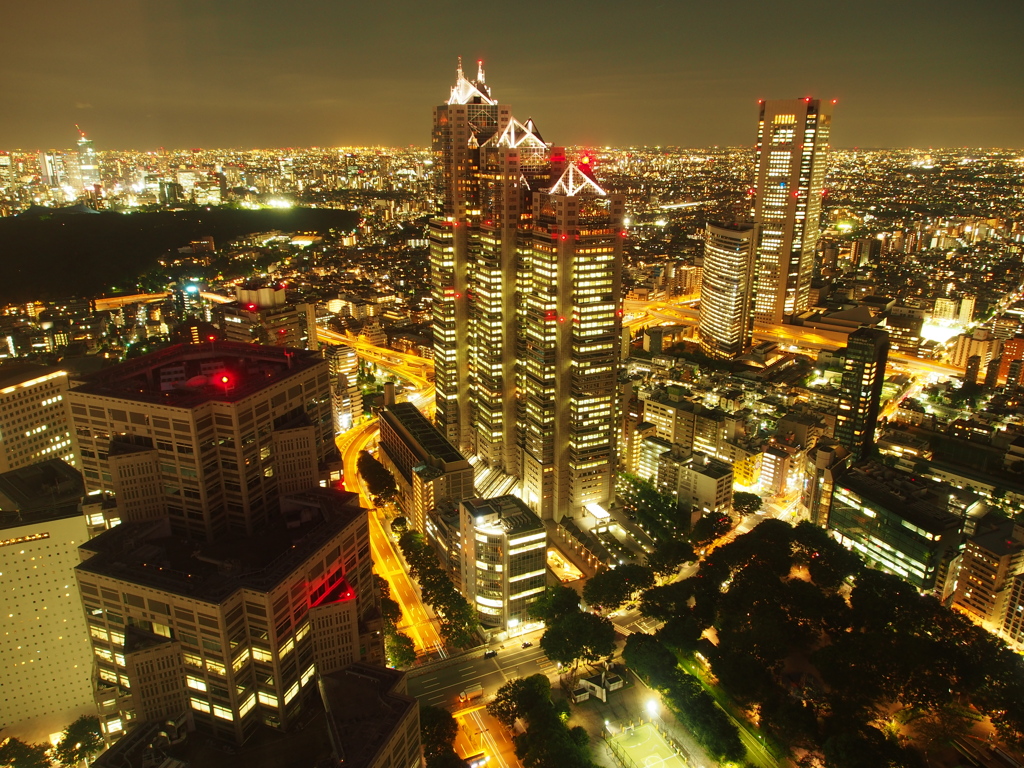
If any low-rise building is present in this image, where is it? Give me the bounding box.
[657,448,734,527]
[377,401,474,534]
[827,463,963,594]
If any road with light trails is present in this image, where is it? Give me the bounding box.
[626,297,964,378]
[337,421,445,655]
[318,328,434,389]
[411,641,554,768]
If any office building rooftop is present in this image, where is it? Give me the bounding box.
[70,341,322,407]
[0,458,84,529]
[77,488,363,601]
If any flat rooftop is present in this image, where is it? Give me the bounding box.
[0,361,63,391]
[463,495,544,537]
[840,464,962,535]
[319,663,416,768]
[0,459,84,530]
[77,488,364,602]
[381,402,466,465]
[70,341,323,407]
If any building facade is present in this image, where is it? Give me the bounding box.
[429,60,623,523]
[75,488,379,744]
[827,464,963,593]
[66,342,336,541]
[377,401,475,534]
[751,98,833,324]
[835,327,889,461]
[698,222,756,358]
[430,59,510,451]
[0,363,75,473]
[459,496,547,631]
[214,283,317,351]
[0,461,94,743]
[517,165,624,521]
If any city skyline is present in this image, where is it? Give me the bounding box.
[2,0,1022,150]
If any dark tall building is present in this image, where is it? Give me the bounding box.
[835,327,889,461]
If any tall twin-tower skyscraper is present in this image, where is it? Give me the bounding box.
[699,97,833,356]
[429,60,624,522]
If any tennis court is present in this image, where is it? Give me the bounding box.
[607,722,688,768]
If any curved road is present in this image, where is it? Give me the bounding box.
[338,421,444,655]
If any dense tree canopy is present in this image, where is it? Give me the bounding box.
[398,531,479,648]
[357,450,397,501]
[634,518,1024,763]
[582,563,654,610]
[732,491,763,516]
[527,585,581,624]
[420,705,464,768]
[488,674,596,768]
[539,609,616,672]
[52,715,103,767]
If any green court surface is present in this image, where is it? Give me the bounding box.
[608,722,688,768]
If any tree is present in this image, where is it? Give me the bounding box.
[386,632,417,668]
[582,564,654,610]
[0,738,51,768]
[646,539,696,578]
[733,491,763,516]
[420,704,459,758]
[52,715,103,767]
[381,596,402,631]
[356,450,397,500]
[487,675,552,728]
[623,633,679,688]
[420,705,466,768]
[540,611,615,673]
[527,585,580,623]
[688,512,732,547]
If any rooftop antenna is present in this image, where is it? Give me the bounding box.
[75,124,86,138]
[477,59,485,83]
[456,56,464,80]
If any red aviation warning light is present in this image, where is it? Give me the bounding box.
[219,374,230,386]
[246,303,257,311]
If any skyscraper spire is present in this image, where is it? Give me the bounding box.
[477,59,486,83]
[457,56,465,81]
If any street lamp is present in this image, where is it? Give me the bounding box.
[646,699,658,718]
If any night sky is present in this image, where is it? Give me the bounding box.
[3,0,1022,151]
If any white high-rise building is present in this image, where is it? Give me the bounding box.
[698,222,756,359]
[0,461,93,743]
[751,98,833,324]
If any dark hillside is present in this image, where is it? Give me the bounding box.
[0,207,359,303]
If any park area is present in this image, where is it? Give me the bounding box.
[606,722,689,768]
